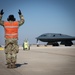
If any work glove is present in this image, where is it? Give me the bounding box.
[18,9,22,15]
[0,9,4,15]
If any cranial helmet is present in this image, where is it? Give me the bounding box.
[7,15,16,21]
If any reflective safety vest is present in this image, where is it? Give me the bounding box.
[4,21,19,39]
[24,42,28,48]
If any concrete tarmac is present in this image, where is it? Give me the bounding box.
[0,45,75,75]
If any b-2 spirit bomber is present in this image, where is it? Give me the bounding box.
[36,33,75,46]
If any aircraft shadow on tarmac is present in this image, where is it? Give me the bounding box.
[16,63,28,68]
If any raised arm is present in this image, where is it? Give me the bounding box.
[0,9,4,26]
[18,9,25,26]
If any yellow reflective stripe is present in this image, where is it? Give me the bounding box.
[4,26,18,28]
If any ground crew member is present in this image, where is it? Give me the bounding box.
[0,9,25,68]
[23,39,30,50]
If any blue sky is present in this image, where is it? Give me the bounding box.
[0,0,75,45]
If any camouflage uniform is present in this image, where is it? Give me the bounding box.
[0,13,24,68]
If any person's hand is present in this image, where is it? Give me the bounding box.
[0,9,4,15]
[18,9,22,15]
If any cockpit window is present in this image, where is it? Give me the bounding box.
[41,35,47,37]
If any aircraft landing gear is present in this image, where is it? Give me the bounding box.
[52,42,59,46]
[61,41,73,46]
